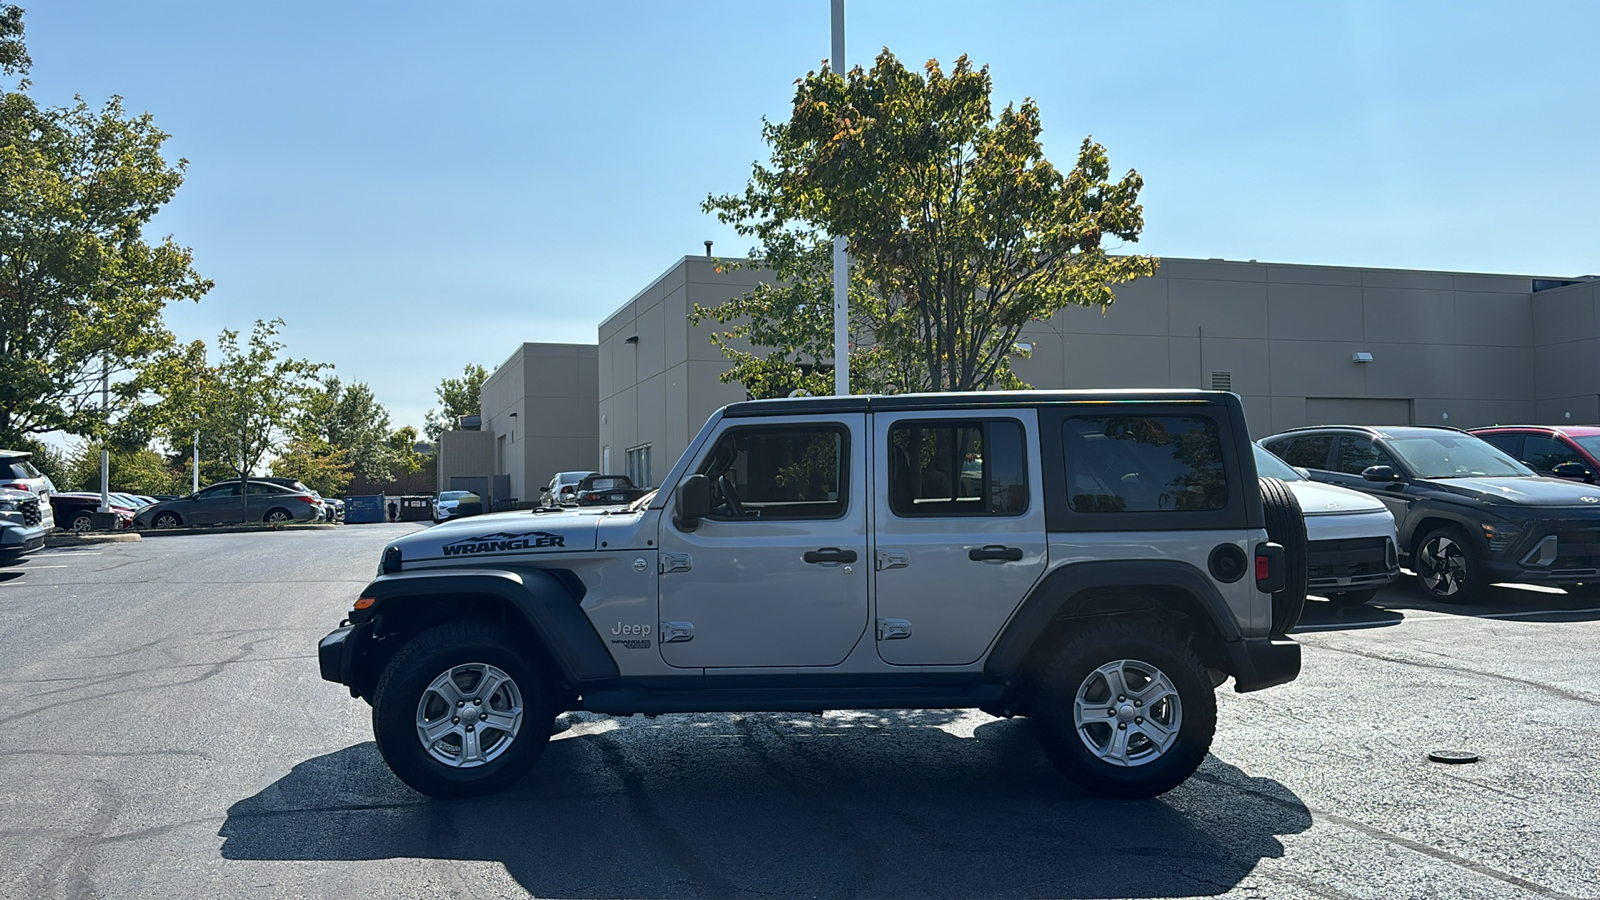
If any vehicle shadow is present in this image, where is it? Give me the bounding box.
[1296,577,1600,632]
[220,712,1311,898]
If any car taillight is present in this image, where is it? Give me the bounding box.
[1,482,27,491]
[561,485,575,494]
[297,496,317,503]
[582,492,598,501]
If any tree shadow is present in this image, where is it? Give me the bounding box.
[220,711,1311,898]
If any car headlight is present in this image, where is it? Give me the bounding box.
[1481,522,1521,553]
[0,499,17,512]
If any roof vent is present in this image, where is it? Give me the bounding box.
[1210,371,1232,392]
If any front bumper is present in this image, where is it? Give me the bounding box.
[0,523,49,557]
[318,622,372,693]
[1483,520,1600,585]
[1304,510,1400,591]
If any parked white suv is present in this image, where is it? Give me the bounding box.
[321,391,1307,800]
[1254,445,1399,604]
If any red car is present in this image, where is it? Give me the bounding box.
[1469,426,1600,484]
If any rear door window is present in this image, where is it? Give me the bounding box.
[1061,416,1227,513]
[1270,435,1335,471]
[887,419,1027,516]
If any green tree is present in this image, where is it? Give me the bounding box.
[0,8,211,445]
[702,51,1156,395]
[270,438,352,497]
[209,319,326,520]
[424,363,488,441]
[64,440,184,495]
[294,376,392,482]
[386,425,425,475]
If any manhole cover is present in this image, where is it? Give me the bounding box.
[1427,750,1479,764]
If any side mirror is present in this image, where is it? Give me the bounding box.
[1362,465,1399,482]
[674,474,711,531]
[1552,461,1592,481]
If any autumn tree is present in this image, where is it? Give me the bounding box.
[0,7,210,444]
[424,363,488,441]
[701,51,1156,396]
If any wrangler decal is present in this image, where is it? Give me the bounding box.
[441,530,565,556]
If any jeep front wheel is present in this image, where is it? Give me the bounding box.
[1031,621,1216,798]
[372,622,553,798]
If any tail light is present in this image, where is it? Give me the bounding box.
[582,492,599,502]
[297,495,318,504]
[1,482,28,492]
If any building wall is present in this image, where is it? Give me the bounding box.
[435,430,496,493]
[1009,258,1557,436]
[592,255,1595,479]
[1531,279,1600,424]
[597,257,754,486]
[481,342,599,503]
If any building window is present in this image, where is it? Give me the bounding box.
[603,445,611,474]
[627,444,652,489]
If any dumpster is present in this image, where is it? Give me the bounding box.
[398,495,433,522]
[344,494,386,524]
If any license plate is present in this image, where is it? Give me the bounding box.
[609,493,626,501]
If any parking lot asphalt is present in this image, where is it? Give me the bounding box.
[0,526,1596,899]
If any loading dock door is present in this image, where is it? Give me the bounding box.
[1305,398,1413,426]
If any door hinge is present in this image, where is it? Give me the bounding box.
[875,550,909,571]
[660,553,692,574]
[659,621,694,643]
[876,618,912,640]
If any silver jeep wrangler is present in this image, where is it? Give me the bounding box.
[320,390,1306,799]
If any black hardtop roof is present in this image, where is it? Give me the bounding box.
[722,389,1236,418]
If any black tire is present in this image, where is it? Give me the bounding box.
[372,621,554,798]
[263,507,293,524]
[1327,589,1379,605]
[152,511,182,528]
[1031,620,1217,799]
[1259,477,1309,633]
[1413,526,1484,604]
[70,511,94,533]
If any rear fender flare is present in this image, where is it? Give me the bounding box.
[985,559,1247,680]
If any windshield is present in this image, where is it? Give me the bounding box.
[1387,435,1533,479]
[1253,445,1305,482]
[1572,435,1600,459]
[438,491,470,501]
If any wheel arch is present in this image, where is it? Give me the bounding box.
[986,560,1247,688]
[1407,514,1476,559]
[345,569,617,701]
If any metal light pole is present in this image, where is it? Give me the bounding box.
[193,367,201,495]
[98,353,109,514]
[831,0,850,397]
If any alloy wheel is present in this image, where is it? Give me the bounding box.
[1071,659,1183,767]
[415,662,524,768]
[1418,535,1468,597]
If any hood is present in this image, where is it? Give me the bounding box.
[394,508,602,563]
[1426,476,1600,508]
[1283,480,1388,516]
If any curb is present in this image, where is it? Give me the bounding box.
[133,523,340,538]
[45,532,143,546]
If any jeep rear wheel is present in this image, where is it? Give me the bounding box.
[372,622,553,798]
[1031,620,1216,798]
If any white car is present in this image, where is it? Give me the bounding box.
[1255,444,1399,604]
[433,490,474,522]
[540,471,598,507]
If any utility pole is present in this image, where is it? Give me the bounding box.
[831,0,850,397]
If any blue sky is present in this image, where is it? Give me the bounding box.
[19,1,1600,431]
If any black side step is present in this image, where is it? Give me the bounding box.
[579,683,1006,716]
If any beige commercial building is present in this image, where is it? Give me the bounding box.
[438,342,599,504]
[452,253,1600,495]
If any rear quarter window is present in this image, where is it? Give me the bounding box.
[1062,416,1227,513]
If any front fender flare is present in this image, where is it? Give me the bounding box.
[355,568,618,684]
